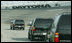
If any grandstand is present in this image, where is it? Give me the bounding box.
[1,1,71,9]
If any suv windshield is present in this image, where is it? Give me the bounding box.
[34,19,53,29]
[15,20,24,24]
[57,14,71,34]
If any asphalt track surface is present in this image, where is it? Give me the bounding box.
[1,7,71,42]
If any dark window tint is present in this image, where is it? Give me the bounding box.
[34,18,53,29]
[57,14,71,34]
[15,20,24,24]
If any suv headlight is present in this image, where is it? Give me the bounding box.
[43,33,47,35]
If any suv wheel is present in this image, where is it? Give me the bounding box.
[28,33,30,39]
[22,28,24,30]
[13,27,15,30]
[10,27,12,30]
[30,35,34,41]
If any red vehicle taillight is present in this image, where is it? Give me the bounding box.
[33,27,35,31]
[54,32,59,42]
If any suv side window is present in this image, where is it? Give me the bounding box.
[56,15,71,34]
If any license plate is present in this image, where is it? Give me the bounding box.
[34,33,46,35]
[34,33,41,35]
[19,26,21,27]
[42,33,47,35]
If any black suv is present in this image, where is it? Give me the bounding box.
[10,20,25,30]
[50,13,71,42]
[28,18,54,41]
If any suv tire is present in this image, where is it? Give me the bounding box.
[23,28,24,30]
[30,35,34,41]
[10,27,12,30]
[13,27,15,30]
[28,33,30,39]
